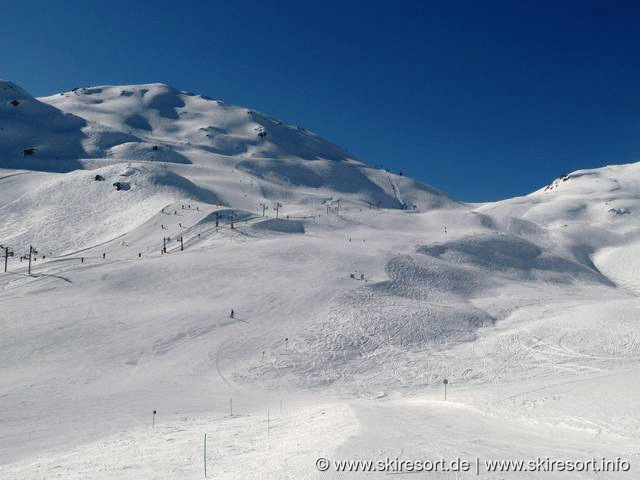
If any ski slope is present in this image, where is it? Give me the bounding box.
[1,80,639,478]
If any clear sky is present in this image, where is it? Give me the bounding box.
[1,0,639,201]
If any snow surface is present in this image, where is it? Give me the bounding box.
[1,81,639,478]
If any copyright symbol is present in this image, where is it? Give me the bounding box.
[316,457,330,471]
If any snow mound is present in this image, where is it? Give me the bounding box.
[252,218,305,234]
[196,209,253,225]
[81,128,142,155]
[417,234,612,285]
[107,142,191,164]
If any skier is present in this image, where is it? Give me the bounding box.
[230,309,234,319]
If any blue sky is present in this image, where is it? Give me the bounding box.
[2,0,639,201]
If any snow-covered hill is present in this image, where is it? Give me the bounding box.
[1,80,639,478]
[0,81,86,170]
[0,80,457,255]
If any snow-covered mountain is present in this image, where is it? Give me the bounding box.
[1,80,639,478]
[0,80,456,255]
[0,81,87,169]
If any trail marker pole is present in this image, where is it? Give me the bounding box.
[204,433,207,478]
[229,398,233,417]
[152,410,157,428]
[443,378,448,400]
[180,236,184,251]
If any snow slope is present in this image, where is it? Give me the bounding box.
[1,80,640,478]
[0,80,86,169]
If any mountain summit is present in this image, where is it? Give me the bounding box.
[41,82,356,162]
[0,80,456,254]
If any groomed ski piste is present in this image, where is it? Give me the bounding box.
[1,80,639,478]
